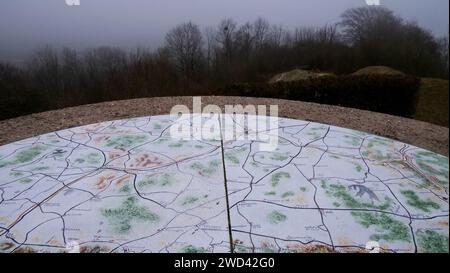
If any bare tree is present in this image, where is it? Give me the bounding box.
[28,46,61,99]
[204,26,216,72]
[253,17,270,50]
[166,22,204,79]
[84,46,127,76]
[437,34,449,78]
[83,46,128,100]
[339,6,402,44]
[216,18,238,65]
[236,22,255,61]
[60,47,83,103]
[267,25,285,47]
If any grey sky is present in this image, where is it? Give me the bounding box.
[0,0,448,62]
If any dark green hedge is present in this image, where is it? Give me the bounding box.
[218,74,421,117]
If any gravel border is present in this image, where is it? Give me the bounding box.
[0,96,448,156]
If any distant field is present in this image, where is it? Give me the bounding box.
[414,78,449,127]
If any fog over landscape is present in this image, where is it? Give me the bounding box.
[0,0,448,64]
[1,0,450,258]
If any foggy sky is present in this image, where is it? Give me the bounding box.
[0,0,448,63]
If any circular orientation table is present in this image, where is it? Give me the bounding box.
[0,114,448,253]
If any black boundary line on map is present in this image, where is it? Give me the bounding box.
[218,113,234,253]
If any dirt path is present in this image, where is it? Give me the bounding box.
[0,96,448,156]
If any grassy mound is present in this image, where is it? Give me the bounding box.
[269,69,334,83]
[352,66,405,76]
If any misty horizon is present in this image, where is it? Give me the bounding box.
[0,0,448,64]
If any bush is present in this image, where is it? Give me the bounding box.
[0,64,47,119]
[218,74,421,117]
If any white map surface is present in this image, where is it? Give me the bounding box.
[0,114,448,253]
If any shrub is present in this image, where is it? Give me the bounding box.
[218,74,421,117]
[0,64,47,119]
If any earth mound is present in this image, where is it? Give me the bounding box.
[352,66,405,76]
[269,69,334,83]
